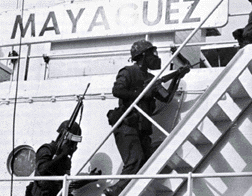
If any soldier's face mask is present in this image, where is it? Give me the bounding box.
[144,48,161,70]
[60,140,78,157]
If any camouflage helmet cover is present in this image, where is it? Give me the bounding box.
[130,40,157,61]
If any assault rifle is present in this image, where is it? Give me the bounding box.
[145,60,202,85]
[144,61,202,101]
[54,83,90,158]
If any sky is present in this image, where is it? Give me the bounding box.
[0,0,251,43]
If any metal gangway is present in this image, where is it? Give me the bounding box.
[1,0,252,195]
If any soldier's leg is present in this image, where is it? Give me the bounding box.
[140,133,153,161]
[103,124,145,196]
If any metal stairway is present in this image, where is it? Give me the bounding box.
[121,45,252,196]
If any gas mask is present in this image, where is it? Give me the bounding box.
[143,48,161,70]
[144,54,161,70]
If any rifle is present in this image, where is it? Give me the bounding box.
[54,83,90,158]
[145,60,201,85]
[144,61,201,101]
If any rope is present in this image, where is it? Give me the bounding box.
[10,0,25,195]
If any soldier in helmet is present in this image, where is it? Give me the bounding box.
[102,40,190,196]
[27,120,100,196]
[232,0,252,48]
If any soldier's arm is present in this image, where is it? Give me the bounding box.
[36,144,71,175]
[112,69,140,100]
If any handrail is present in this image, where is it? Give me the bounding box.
[122,46,252,195]
[0,40,239,61]
[229,12,251,17]
[3,172,252,182]
[121,0,226,195]
[134,104,169,136]
[0,88,207,105]
[59,2,226,196]
[2,172,252,196]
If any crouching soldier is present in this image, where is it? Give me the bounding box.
[26,120,101,196]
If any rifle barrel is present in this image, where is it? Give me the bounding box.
[67,83,90,129]
[190,60,205,68]
[82,83,90,99]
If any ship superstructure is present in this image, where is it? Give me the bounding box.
[0,0,252,196]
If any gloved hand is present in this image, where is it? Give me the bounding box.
[68,168,102,191]
[69,180,86,191]
[177,65,190,78]
[170,46,177,54]
[61,142,73,157]
[90,167,102,175]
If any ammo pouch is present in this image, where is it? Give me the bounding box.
[107,106,139,127]
[107,105,126,126]
[156,85,169,99]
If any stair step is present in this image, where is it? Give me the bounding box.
[207,104,232,132]
[167,153,193,173]
[187,129,213,156]
[176,141,203,168]
[160,165,173,174]
[141,180,173,196]
[248,62,252,74]
[156,170,184,192]
[147,166,174,196]
[227,78,252,109]
[237,67,252,98]
[217,93,242,121]
[231,97,252,111]
[188,128,212,145]
[213,119,232,133]
[227,79,250,99]
[207,103,231,122]
[197,116,222,144]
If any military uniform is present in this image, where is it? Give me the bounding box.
[243,12,252,43]
[233,9,252,48]
[31,141,72,196]
[103,40,189,196]
[108,64,155,195]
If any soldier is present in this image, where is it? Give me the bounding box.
[26,120,101,196]
[242,10,252,45]
[233,0,252,48]
[102,40,190,196]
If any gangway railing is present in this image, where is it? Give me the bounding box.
[55,0,227,195]
[2,172,252,196]
[0,40,239,61]
[0,40,239,82]
[0,0,236,194]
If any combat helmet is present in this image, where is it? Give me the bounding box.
[56,120,82,143]
[130,40,157,61]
